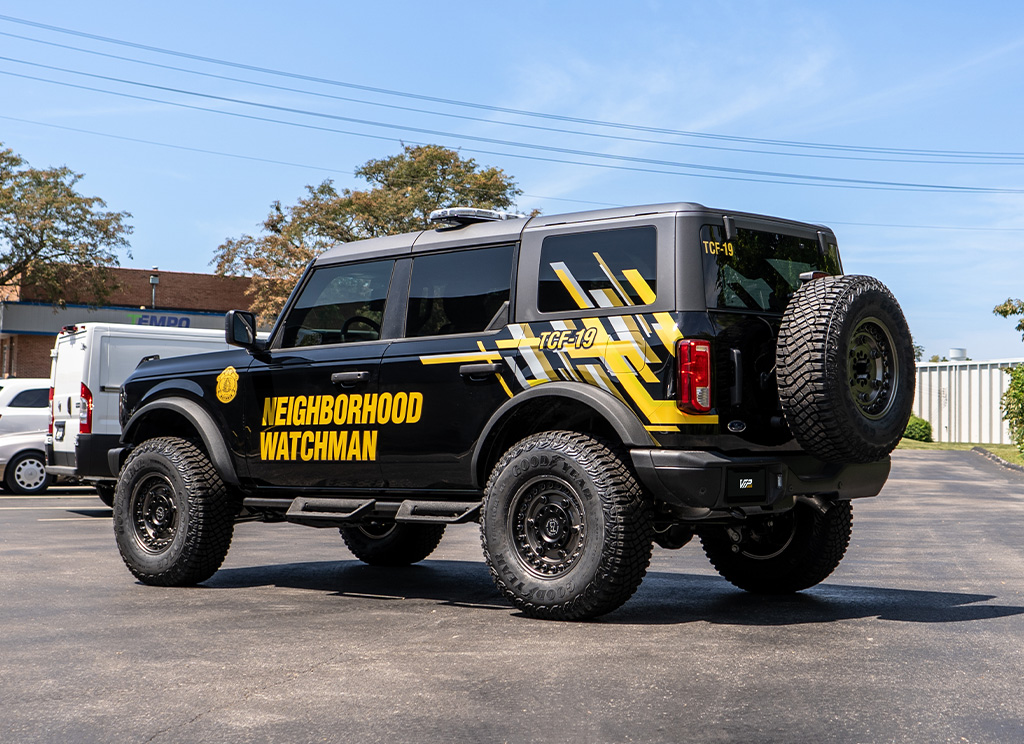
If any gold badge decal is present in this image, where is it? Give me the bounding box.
[216,366,239,404]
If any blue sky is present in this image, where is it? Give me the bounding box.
[2,1,1023,360]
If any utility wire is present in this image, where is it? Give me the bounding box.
[2,61,1021,194]
[2,29,1021,167]
[3,13,1024,160]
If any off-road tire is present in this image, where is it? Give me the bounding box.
[113,437,239,586]
[777,275,914,463]
[700,499,853,593]
[4,451,50,495]
[481,431,653,621]
[339,522,446,566]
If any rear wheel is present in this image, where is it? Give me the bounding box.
[700,499,853,594]
[339,522,446,566]
[5,451,50,495]
[113,437,239,586]
[481,431,653,621]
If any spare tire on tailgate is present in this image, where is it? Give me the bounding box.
[776,275,915,463]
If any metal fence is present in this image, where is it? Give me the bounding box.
[913,359,1024,444]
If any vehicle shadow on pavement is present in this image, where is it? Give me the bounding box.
[209,560,1024,625]
[210,559,511,611]
[612,572,1024,626]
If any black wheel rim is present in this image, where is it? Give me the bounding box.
[130,474,179,554]
[13,456,46,491]
[737,512,797,560]
[507,476,587,579]
[847,316,899,420]
[356,521,396,539]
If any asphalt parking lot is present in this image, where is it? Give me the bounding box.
[3,450,1024,744]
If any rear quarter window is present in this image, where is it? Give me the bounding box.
[538,226,657,313]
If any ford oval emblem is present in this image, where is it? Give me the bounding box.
[727,420,747,433]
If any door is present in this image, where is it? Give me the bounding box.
[378,244,516,490]
[243,259,395,490]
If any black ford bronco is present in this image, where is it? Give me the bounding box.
[111,202,914,620]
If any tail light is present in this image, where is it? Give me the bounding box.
[677,339,712,414]
[79,383,94,435]
[48,386,54,435]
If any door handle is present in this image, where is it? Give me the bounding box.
[459,362,502,378]
[331,371,370,387]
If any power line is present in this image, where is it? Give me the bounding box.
[3,12,1024,161]
[3,29,1022,167]
[3,62,1022,195]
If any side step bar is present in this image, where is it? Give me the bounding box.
[242,497,481,528]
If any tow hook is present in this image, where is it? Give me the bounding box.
[727,527,743,553]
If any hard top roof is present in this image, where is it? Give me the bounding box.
[314,202,831,265]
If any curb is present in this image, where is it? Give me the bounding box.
[971,446,1024,474]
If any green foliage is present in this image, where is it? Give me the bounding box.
[214,144,523,320]
[913,343,924,362]
[1002,365,1024,454]
[902,414,933,442]
[994,298,1024,341]
[0,143,132,305]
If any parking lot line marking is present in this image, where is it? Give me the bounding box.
[38,517,112,521]
[0,495,103,500]
[0,506,111,510]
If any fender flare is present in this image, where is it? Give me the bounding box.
[471,382,656,487]
[121,397,240,486]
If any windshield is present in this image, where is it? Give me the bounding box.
[701,224,841,314]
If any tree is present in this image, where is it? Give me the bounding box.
[913,343,924,362]
[0,144,132,305]
[213,145,523,320]
[994,298,1024,341]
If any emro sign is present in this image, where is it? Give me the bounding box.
[127,312,192,328]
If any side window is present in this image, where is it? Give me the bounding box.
[406,245,514,337]
[9,388,48,408]
[537,226,657,313]
[279,260,394,348]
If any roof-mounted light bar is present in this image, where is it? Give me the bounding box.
[428,207,526,227]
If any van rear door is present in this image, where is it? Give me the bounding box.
[49,327,88,469]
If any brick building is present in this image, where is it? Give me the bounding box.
[0,267,251,378]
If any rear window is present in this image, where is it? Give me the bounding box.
[9,389,49,408]
[701,225,841,314]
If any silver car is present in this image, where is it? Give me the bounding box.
[0,430,50,495]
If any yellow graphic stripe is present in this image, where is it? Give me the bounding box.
[553,266,594,309]
[419,349,501,365]
[623,270,656,305]
[593,252,633,306]
[652,312,683,356]
[604,353,717,425]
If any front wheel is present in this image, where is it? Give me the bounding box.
[700,499,853,594]
[113,437,239,586]
[481,431,653,621]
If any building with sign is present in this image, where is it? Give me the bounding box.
[0,267,251,378]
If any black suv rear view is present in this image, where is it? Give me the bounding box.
[111,202,914,620]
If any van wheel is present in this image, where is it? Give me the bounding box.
[700,499,852,593]
[481,431,653,621]
[339,522,446,566]
[5,451,51,495]
[114,437,239,586]
[777,275,914,463]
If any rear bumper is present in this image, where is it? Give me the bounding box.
[45,433,121,479]
[630,448,891,519]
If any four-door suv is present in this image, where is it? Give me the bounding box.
[111,202,914,620]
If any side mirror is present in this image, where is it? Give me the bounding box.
[225,310,259,349]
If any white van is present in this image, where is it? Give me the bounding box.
[46,323,231,503]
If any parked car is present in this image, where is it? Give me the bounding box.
[0,378,50,436]
[0,430,50,495]
[111,202,915,621]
